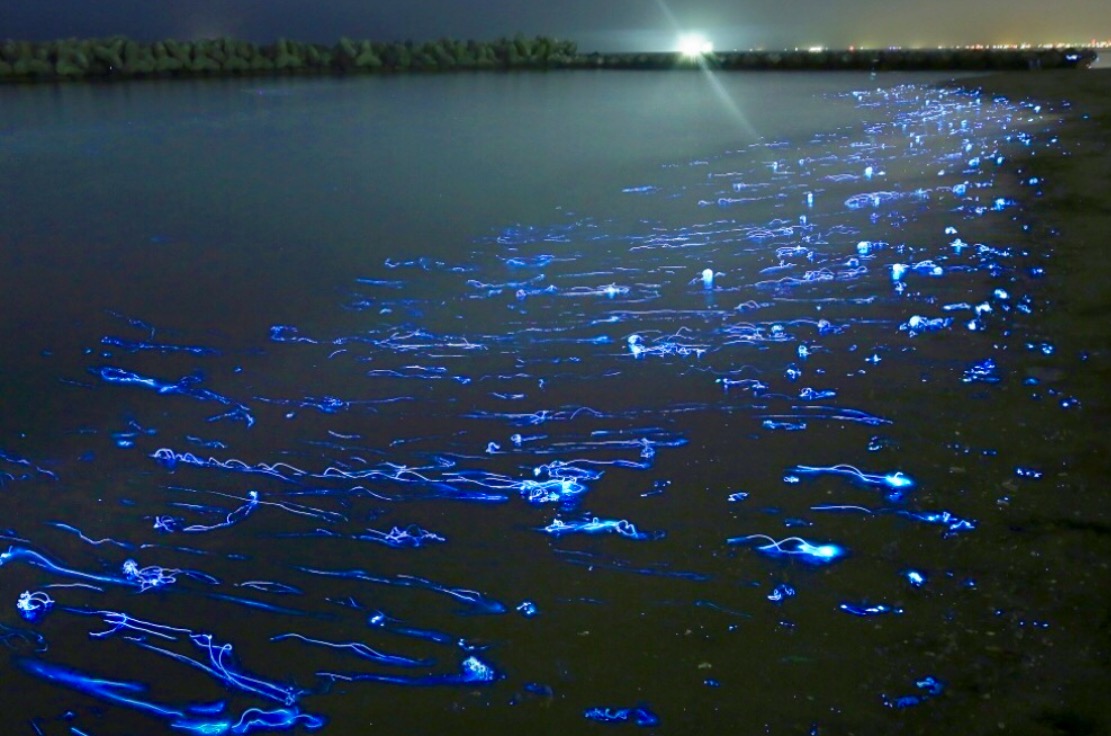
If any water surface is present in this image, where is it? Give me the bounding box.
[1,70,1105,735]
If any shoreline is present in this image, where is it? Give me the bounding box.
[940,68,1111,732]
[950,69,1111,399]
[0,36,1097,83]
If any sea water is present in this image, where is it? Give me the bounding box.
[1,70,1103,734]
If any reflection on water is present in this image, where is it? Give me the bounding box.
[1,73,1104,734]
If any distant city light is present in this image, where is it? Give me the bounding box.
[678,34,713,57]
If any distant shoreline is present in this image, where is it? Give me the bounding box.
[0,35,1097,83]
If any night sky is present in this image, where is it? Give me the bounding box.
[4,0,1108,51]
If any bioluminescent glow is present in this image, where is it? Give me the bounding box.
[16,591,54,623]
[584,705,661,727]
[728,534,847,564]
[0,76,1073,734]
[790,464,915,499]
[320,654,499,686]
[882,676,945,709]
[538,516,655,540]
[839,602,903,616]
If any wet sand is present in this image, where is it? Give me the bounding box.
[958,70,1111,345]
[948,69,1111,734]
[956,69,1111,415]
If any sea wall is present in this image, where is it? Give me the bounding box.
[0,36,1096,83]
[591,48,1097,72]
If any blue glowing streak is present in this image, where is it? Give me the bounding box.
[133,634,304,706]
[100,335,219,355]
[157,492,260,534]
[727,534,846,564]
[791,464,914,497]
[204,593,330,619]
[90,366,254,426]
[47,521,134,549]
[0,449,57,483]
[883,675,946,709]
[296,567,506,615]
[270,633,429,667]
[320,655,499,686]
[839,602,902,616]
[122,558,220,591]
[897,509,977,535]
[583,705,660,727]
[538,517,655,540]
[17,657,186,720]
[368,610,458,646]
[356,524,446,548]
[175,708,327,735]
[17,658,324,734]
[1,545,133,588]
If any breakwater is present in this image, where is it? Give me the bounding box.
[0,35,1097,83]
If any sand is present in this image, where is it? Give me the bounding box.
[956,70,1111,414]
[949,69,1111,733]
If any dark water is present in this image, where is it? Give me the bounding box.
[2,71,1108,735]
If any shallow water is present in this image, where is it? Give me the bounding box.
[1,71,1107,735]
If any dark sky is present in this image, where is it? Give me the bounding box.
[4,0,1108,50]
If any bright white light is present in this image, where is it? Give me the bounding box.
[678,34,713,57]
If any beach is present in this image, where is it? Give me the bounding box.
[950,68,1111,733]
[962,69,1111,429]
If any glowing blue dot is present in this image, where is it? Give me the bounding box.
[460,655,498,683]
[903,570,926,587]
[767,583,796,602]
[808,543,843,561]
[16,590,54,623]
[883,472,914,489]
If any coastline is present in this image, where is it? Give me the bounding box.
[952,69,1111,404]
[947,68,1111,732]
